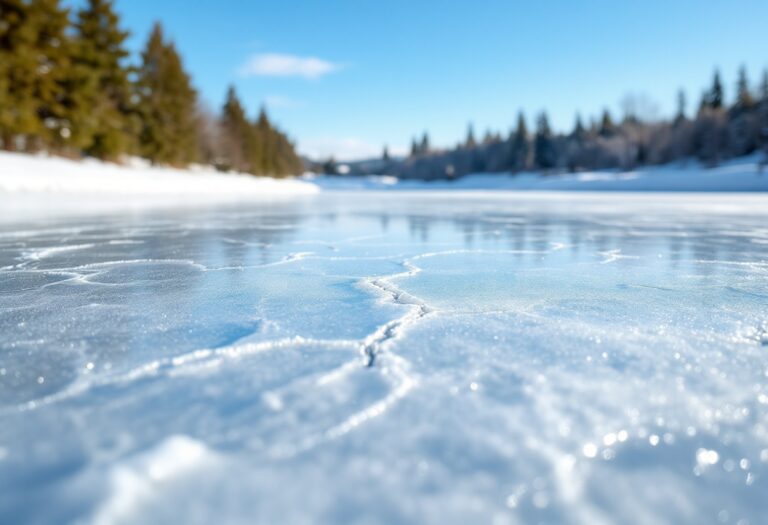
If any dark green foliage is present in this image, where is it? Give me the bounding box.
[599,109,616,137]
[509,112,530,171]
[218,86,303,176]
[0,0,73,151]
[465,123,476,148]
[0,6,304,175]
[409,132,430,157]
[704,70,724,110]
[571,114,586,140]
[735,66,754,110]
[69,0,136,159]
[534,112,556,170]
[252,106,304,176]
[29,0,74,151]
[0,0,36,149]
[420,132,430,154]
[674,90,687,125]
[321,156,336,175]
[136,23,198,166]
[219,85,250,172]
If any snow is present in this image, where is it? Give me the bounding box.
[305,154,768,192]
[1,190,767,524]
[0,151,318,202]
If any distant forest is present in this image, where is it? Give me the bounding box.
[3,1,767,181]
[340,69,768,180]
[0,0,303,176]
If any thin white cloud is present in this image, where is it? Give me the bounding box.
[239,53,342,79]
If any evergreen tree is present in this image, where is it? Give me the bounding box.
[70,0,135,159]
[509,112,530,171]
[599,109,616,137]
[420,131,430,154]
[382,145,390,162]
[251,107,271,173]
[410,137,419,157]
[707,70,724,109]
[0,0,73,151]
[219,85,249,171]
[136,22,198,166]
[465,123,476,148]
[735,66,754,109]
[534,111,556,170]
[674,89,687,125]
[694,72,728,164]
[28,0,74,151]
[248,106,302,176]
[727,66,758,156]
[0,0,37,149]
[322,156,336,175]
[571,113,586,140]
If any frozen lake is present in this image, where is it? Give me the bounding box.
[1,191,768,525]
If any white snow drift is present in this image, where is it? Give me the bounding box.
[0,151,318,198]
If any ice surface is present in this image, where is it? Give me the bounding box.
[1,191,767,525]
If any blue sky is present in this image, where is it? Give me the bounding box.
[69,0,768,160]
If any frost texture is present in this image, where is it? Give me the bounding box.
[0,192,767,525]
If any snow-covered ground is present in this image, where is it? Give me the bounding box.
[1,192,767,524]
[306,154,768,191]
[2,152,767,203]
[0,151,318,202]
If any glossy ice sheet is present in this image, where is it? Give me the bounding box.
[1,192,767,525]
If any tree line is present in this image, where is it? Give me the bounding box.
[0,0,303,176]
[390,68,768,179]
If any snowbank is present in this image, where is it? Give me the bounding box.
[0,151,318,198]
[305,155,768,192]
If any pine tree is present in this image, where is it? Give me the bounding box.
[136,22,198,166]
[219,85,250,171]
[69,0,135,159]
[599,109,616,137]
[247,106,302,176]
[322,156,336,175]
[0,0,73,151]
[534,112,556,170]
[674,89,687,125]
[571,113,586,140]
[382,145,390,162]
[28,0,74,151]
[410,137,419,157]
[252,107,272,173]
[509,112,530,171]
[735,66,754,109]
[708,70,724,109]
[420,132,430,154]
[0,0,38,149]
[465,123,476,148]
[272,127,303,175]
